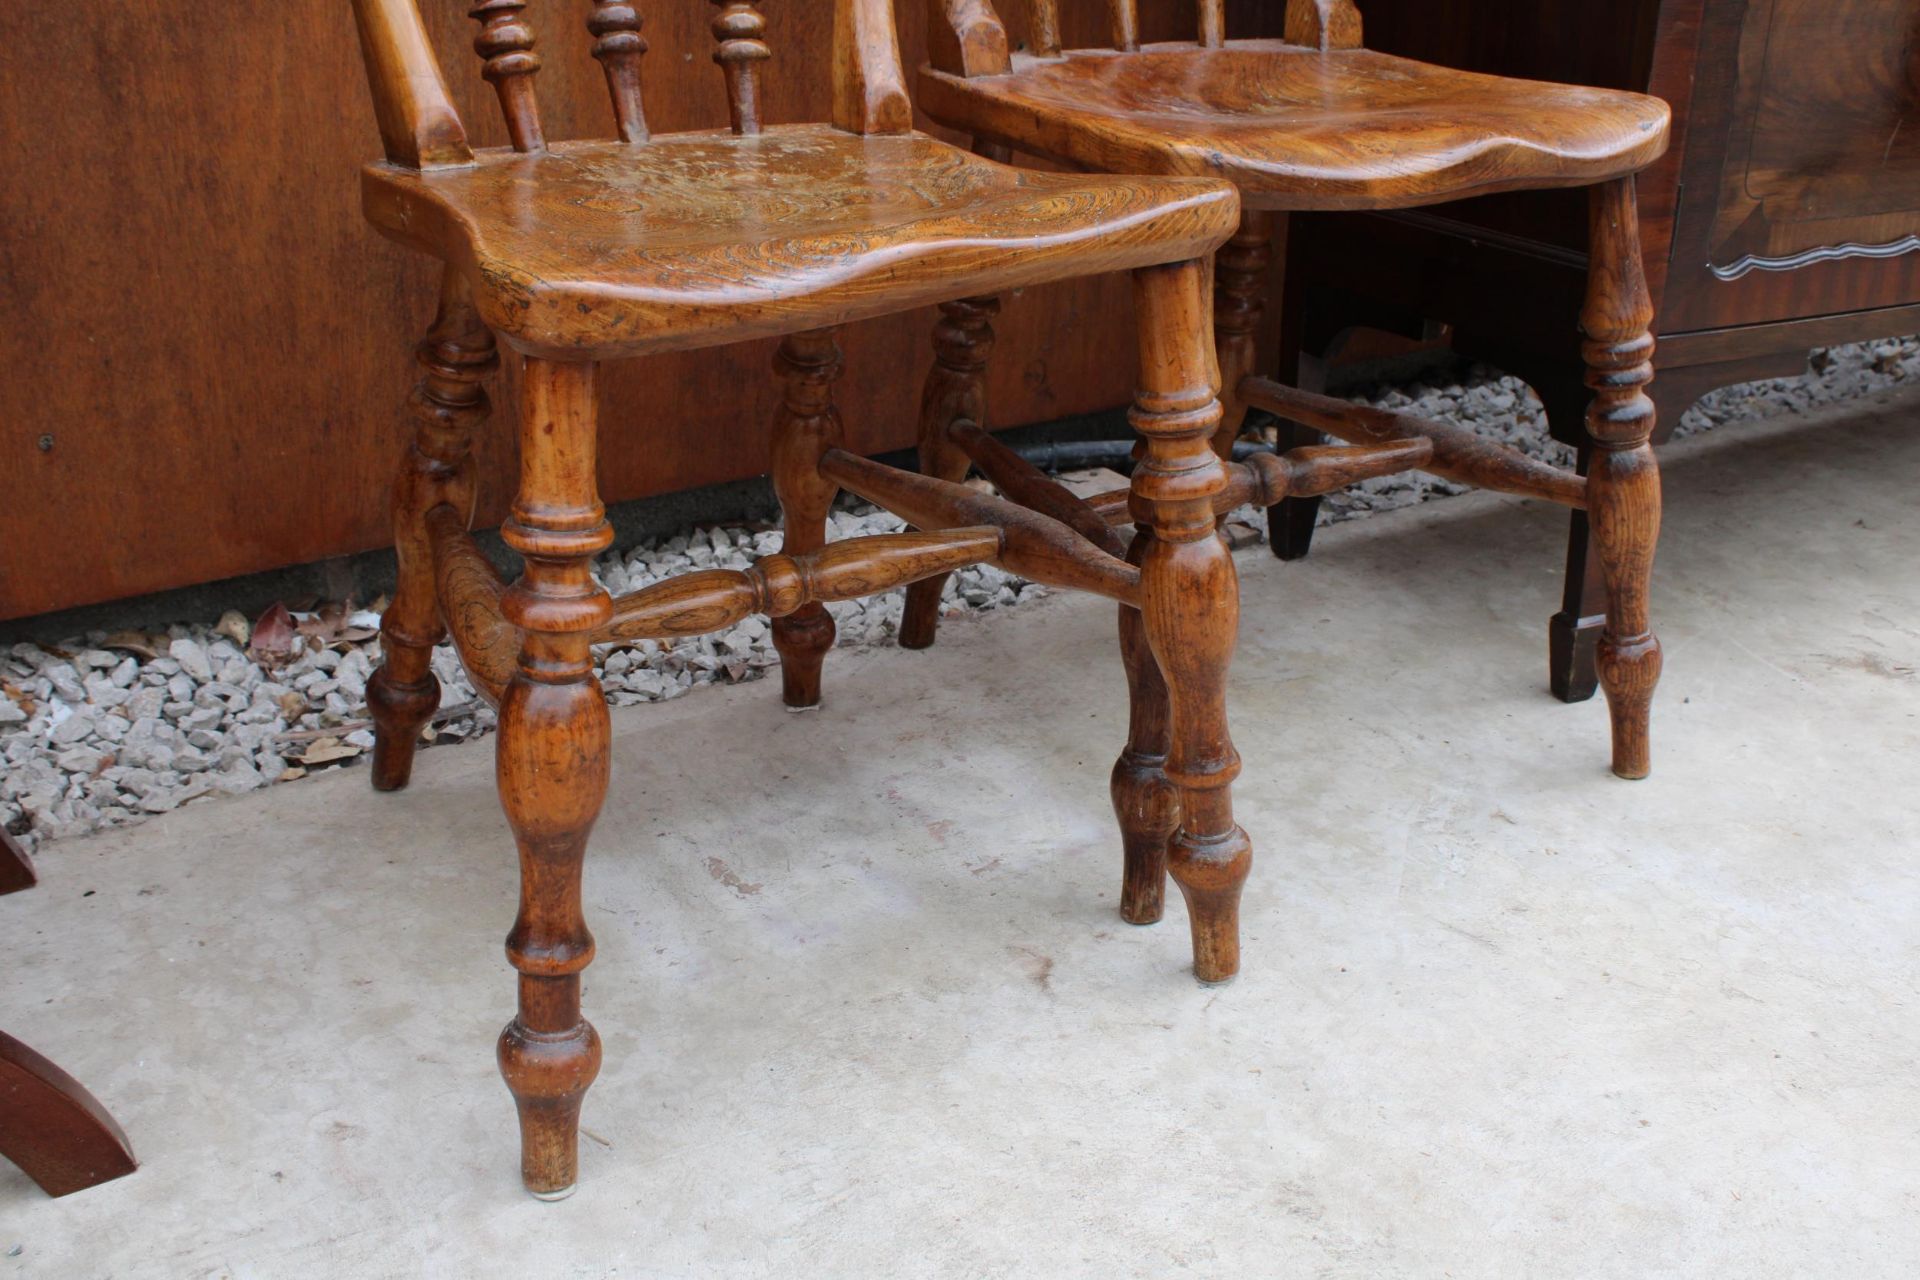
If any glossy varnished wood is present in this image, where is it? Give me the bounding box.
[0,827,35,896]
[351,0,1245,1199]
[0,1,1229,623]
[360,127,1236,359]
[0,1030,139,1199]
[918,40,1671,211]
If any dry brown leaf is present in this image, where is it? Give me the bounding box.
[102,630,161,660]
[277,691,308,720]
[297,737,363,766]
[249,603,298,665]
[278,766,308,782]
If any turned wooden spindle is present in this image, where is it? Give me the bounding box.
[1582,177,1662,780]
[712,1,772,136]
[1284,0,1363,50]
[469,0,544,152]
[1026,0,1063,58]
[496,359,612,1200]
[770,331,846,709]
[1107,0,1141,52]
[369,272,499,792]
[901,297,998,650]
[587,1,649,143]
[1129,260,1250,983]
[1197,0,1226,48]
[1211,212,1272,459]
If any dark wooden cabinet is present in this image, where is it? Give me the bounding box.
[1285,0,1920,698]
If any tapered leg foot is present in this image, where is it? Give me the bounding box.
[496,358,614,1198]
[368,667,439,791]
[1168,828,1254,984]
[771,331,845,709]
[1582,179,1663,779]
[1130,260,1254,982]
[900,298,997,650]
[772,604,835,710]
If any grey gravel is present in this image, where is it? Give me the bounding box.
[5,335,1916,854]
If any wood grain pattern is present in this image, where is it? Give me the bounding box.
[586,0,649,143]
[362,127,1237,359]
[468,0,545,153]
[369,271,498,788]
[341,0,1247,1200]
[1,1,1216,622]
[494,358,612,1201]
[917,40,1671,211]
[902,296,998,649]
[1129,260,1250,983]
[769,330,846,709]
[1582,178,1662,780]
[1283,0,1362,50]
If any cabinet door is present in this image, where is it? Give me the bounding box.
[1664,0,1920,331]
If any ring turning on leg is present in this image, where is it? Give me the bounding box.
[770,330,846,709]
[496,357,612,1199]
[369,270,498,791]
[1582,178,1663,780]
[1129,260,1253,983]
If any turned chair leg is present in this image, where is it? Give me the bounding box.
[900,297,998,650]
[1111,527,1179,925]
[496,358,612,1200]
[770,330,846,708]
[1130,260,1253,983]
[1211,211,1272,460]
[369,271,498,791]
[1582,178,1663,780]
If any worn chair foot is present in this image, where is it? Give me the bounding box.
[367,667,439,791]
[1168,828,1252,983]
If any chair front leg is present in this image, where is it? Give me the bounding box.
[1130,259,1253,983]
[369,270,498,791]
[770,330,847,708]
[900,296,998,650]
[496,357,612,1200]
[1582,178,1663,779]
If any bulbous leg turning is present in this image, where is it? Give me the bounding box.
[1129,260,1253,982]
[770,331,845,708]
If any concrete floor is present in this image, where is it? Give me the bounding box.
[4,392,1917,1279]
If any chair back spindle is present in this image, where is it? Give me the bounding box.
[1197,0,1225,48]
[1027,0,1062,57]
[588,1,650,142]
[1107,0,1139,51]
[351,0,475,168]
[712,2,773,135]
[833,0,914,135]
[469,0,545,152]
[1284,0,1363,51]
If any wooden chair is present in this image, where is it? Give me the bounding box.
[909,0,1672,781]
[349,0,1436,1198]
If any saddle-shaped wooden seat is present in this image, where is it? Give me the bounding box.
[917,41,1671,209]
[363,125,1234,358]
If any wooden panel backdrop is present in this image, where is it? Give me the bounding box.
[0,0,1234,621]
